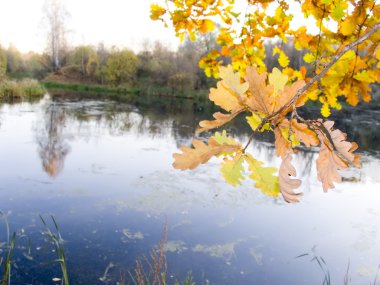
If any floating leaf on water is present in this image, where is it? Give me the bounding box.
[164,240,188,253]
[249,248,263,266]
[122,228,144,240]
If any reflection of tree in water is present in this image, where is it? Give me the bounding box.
[36,101,70,177]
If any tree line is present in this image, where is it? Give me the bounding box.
[0,35,318,96]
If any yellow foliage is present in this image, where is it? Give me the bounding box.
[151,0,373,199]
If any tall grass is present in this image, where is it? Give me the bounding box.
[132,225,168,285]
[0,79,46,100]
[0,211,16,285]
[40,215,69,285]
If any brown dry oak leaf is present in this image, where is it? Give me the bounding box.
[196,109,244,134]
[244,66,273,114]
[291,119,319,147]
[279,152,303,203]
[273,80,305,114]
[173,138,241,170]
[209,81,242,112]
[316,121,361,192]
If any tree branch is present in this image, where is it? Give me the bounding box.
[257,21,380,131]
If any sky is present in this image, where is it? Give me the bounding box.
[0,0,321,54]
[0,0,180,53]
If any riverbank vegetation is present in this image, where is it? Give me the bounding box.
[0,78,46,100]
[0,33,327,101]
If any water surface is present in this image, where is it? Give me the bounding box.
[0,94,379,284]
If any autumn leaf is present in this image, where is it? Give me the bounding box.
[150,4,166,20]
[279,152,302,203]
[218,65,249,97]
[209,81,242,112]
[246,113,271,131]
[173,135,241,170]
[332,3,345,21]
[273,120,293,158]
[291,120,319,147]
[303,53,316,63]
[212,130,240,146]
[197,110,243,133]
[316,121,361,191]
[221,154,245,186]
[245,154,280,197]
[268,67,288,96]
[273,47,290,67]
[339,19,355,36]
[273,79,305,114]
[200,19,215,33]
[244,66,273,114]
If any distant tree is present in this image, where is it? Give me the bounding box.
[43,0,69,70]
[24,52,51,79]
[0,45,6,79]
[103,48,139,86]
[5,44,24,74]
[149,41,176,85]
[68,45,99,76]
[96,42,109,84]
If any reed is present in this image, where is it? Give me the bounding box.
[0,211,16,285]
[0,79,45,100]
[40,215,69,285]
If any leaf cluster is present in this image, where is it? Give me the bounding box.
[150,0,378,202]
[172,65,361,203]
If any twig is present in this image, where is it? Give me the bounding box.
[256,21,380,131]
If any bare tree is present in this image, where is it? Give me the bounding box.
[43,0,69,70]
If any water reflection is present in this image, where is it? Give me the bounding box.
[1,94,378,284]
[36,98,70,177]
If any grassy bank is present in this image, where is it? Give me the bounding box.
[43,81,138,96]
[43,81,209,102]
[0,79,46,100]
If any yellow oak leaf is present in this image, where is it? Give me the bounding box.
[279,152,302,203]
[212,130,241,146]
[303,53,316,63]
[268,67,288,95]
[321,103,331,117]
[376,47,380,61]
[342,86,359,106]
[357,81,372,103]
[244,66,273,114]
[340,19,355,36]
[273,47,290,67]
[218,65,249,97]
[197,110,243,133]
[150,4,166,20]
[173,137,241,170]
[246,113,271,132]
[278,52,290,67]
[221,154,245,186]
[200,19,215,33]
[245,154,280,198]
[353,70,375,83]
[332,3,345,21]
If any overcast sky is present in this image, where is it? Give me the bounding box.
[0,0,321,54]
[0,0,180,53]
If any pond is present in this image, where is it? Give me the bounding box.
[0,93,380,284]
